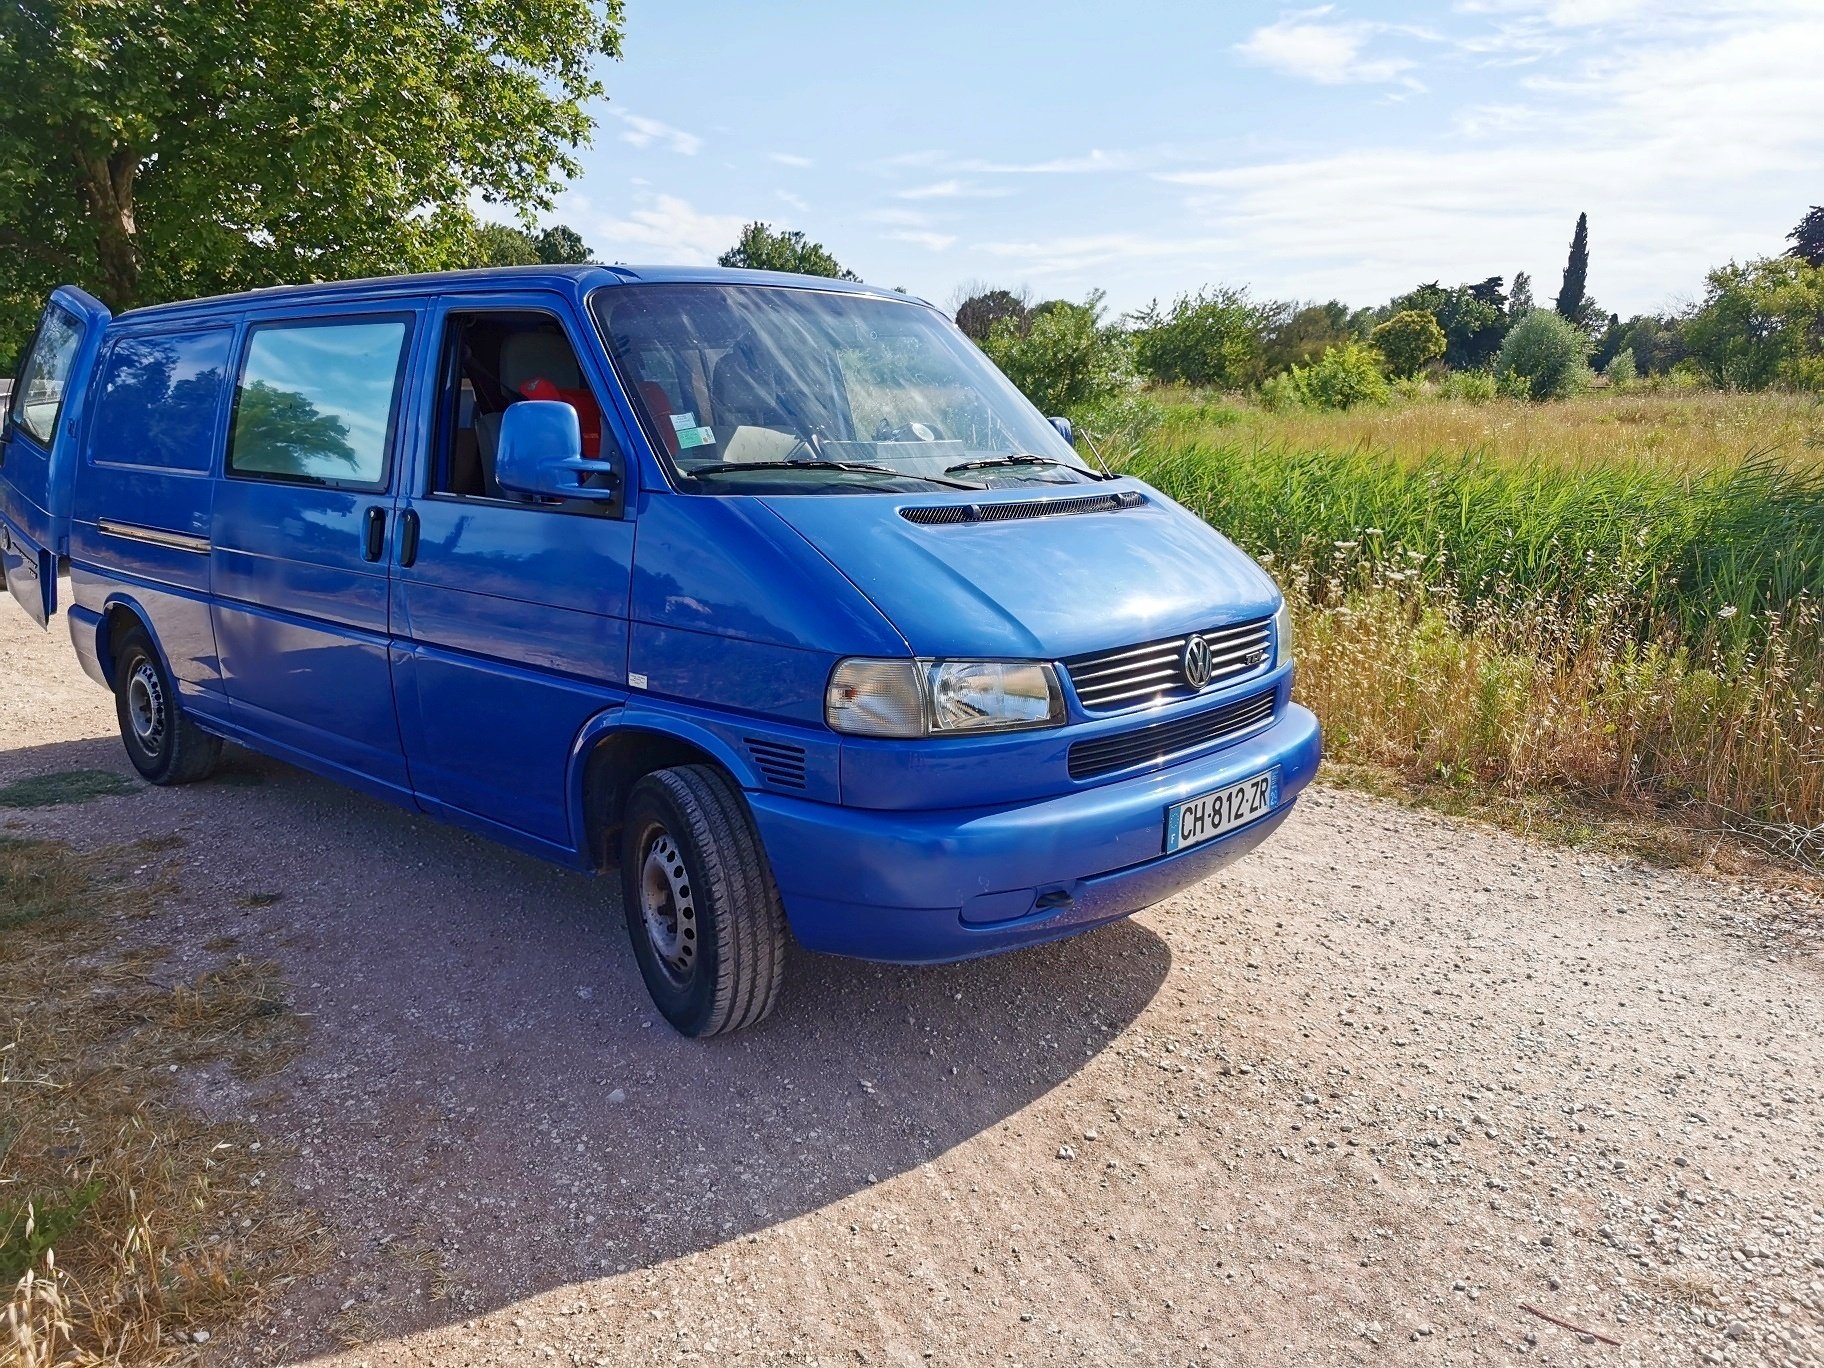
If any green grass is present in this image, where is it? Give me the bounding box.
[0,769,139,809]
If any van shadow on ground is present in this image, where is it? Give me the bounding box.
[0,735,1171,1352]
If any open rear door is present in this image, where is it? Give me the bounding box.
[0,286,110,625]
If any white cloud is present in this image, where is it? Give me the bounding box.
[1154,10,1824,313]
[593,194,744,264]
[1237,8,1421,86]
[769,152,814,168]
[894,179,1012,201]
[957,149,1142,175]
[865,207,936,227]
[885,230,958,252]
[613,111,703,156]
[776,190,809,212]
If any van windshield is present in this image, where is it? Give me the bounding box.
[591,283,1103,494]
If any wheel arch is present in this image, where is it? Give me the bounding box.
[97,595,167,689]
[567,709,763,872]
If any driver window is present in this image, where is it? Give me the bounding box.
[432,311,617,500]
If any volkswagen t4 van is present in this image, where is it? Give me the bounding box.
[0,268,1320,1035]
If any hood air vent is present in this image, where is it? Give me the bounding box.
[900,489,1146,527]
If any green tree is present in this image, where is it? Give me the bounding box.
[1496,309,1591,399]
[232,381,356,475]
[1387,281,1507,369]
[1613,314,1686,376]
[981,292,1135,414]
[1554,211,1591,326]
[0,0,622,360]
[1509,271,1535,316]
[472,222,595,267]
[1261,300,1364,374]
[1603,348,1637,385]
[718,223,859,279]
[1129,287,1275,388]
[1788,206,1824,269]
[954,288,1029,343]
[1683,256,1824,391]
[1371,309,1447,377]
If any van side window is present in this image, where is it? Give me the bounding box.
[431,311,618,501]
[91,330,233,472]
[228,319,408,487]
[8,306,84,446]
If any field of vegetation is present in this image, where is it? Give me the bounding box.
[1112,389,1824,861]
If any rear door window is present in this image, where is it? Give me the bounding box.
[8,306,84,446]
[90,330,234,472]
[227,318,409,487]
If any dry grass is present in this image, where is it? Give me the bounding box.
[2,836,321,1365]
[1158,386,1824,474]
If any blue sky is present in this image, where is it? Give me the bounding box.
[526,0,1824,319]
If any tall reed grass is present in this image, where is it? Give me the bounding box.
[1116,394,1824,837]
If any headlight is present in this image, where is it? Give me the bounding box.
[1273,597,1294,666]
[826,658,1064,737]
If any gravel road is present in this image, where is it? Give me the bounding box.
[3,607,1821,1366]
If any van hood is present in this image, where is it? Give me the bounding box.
[759,479,1281,659]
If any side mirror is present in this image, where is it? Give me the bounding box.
[494,401,620,504]
[1048,415,1075,447]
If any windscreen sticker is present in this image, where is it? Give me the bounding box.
[677,425,716,449]
[669,411,698,431]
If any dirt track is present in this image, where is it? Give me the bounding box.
[3,607,1822,1366]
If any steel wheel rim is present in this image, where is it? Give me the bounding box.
[637,826,697,985]
[126,660,166,755]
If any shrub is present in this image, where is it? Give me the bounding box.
[1496,310,1591,400]
[1438,368,1498,403]
[954,288,1029,343]
[1372,309,1447,378]
[1276,342,1392,410]
[1604,347,1638,386]
[982,292,1136,414]
[1130,287,1273,389]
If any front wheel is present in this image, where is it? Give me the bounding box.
[113,625,222,785]
[619,765,786,1037]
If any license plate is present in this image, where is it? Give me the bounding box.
[1164,769,1279,853]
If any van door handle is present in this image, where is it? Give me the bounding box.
[362,506,386,562]
[398,509,420,568]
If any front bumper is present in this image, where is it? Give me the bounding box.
[748,702,1321,963]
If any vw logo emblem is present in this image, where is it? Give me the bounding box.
[1182,634,1214,689]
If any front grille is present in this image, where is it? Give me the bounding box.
[1067,688,1278,781]
[1064,616,1272,712]
[744,738,807,789]
[899,490,1145,526]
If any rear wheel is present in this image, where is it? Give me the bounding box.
[619,765,786,1037]
[113,625,221,785]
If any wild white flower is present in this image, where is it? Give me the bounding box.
[1717,604,1740,620]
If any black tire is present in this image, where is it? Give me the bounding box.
[113,624,222,785]
[619,764,786,1037]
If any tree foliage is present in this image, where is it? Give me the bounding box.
[1262,300,1367,374]
[718,223,859,279]
[1509,271,1535,316]
[1372,309,1447,378]
[1682,256,1824,391]
[472,222,595,267]
[1788,206,1824,269]
[1554,212,1592,327]
[1130,287,1275,389]
[1387,280,1508,370]
[954,288,1029,343]
[981,293,1135,415]
[0,0,623,362]
[1497,310,1591,400]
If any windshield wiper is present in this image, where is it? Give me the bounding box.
[944,453,1094,476]
[688,460,975,489]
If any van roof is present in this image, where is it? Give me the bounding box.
[115,264,927,323]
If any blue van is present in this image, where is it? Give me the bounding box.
[0,268,1320,1035]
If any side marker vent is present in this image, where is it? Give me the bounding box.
[744,738,808,789]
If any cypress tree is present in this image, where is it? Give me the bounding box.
[1554,212,1589,324]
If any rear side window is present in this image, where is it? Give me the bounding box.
[90,329,233,472]
[228,318,409,487]
[8,306,84,446]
